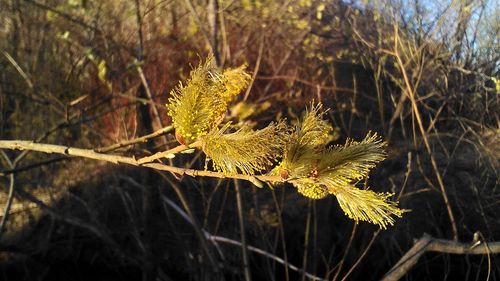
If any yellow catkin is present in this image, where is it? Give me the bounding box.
[318,132,387,180]
[295,182,329,199]
[331,185,403,229]
[298,103,332,147]
[281,107,402,227]
[166,56,251,144]
[220,66,251,102]
[312,132,403,228]
[316,132,387,190]
[279,103,333,178]
[201,122,286,175]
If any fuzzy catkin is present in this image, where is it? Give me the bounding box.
[167,56,251,144]
[201,122,286,175]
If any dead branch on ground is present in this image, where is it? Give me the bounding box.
[382,233,500,281]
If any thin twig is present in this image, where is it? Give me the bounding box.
[341,230,380,281]
[0,156,69,177]
[301,200,312,281]
[137,140,201,164]
[243,34,264,101]
[209,236,327,281]
[136,65,169,148]
[95,125,174,153]
[332,224,357,281]
[122,175,227,263]
[1,51,34,89]
[256,75,356,93]
[0,151,15,236]
[159,193,226,260]
[271,188,290,281]
[184,0,219,64]
[11,92,137,166]
[133,0,144,59]
[234,179,252,281]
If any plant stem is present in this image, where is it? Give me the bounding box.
[0,140,283,184]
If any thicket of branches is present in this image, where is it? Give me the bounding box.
[0,0,499,280]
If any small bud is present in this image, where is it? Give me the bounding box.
[175,131,186,145]
[279,168,289,180]
[310,168,319,178]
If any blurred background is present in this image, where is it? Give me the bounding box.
[0,0,499,280]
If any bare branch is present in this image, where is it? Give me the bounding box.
[382,233,500,281]
[0,140,283,184]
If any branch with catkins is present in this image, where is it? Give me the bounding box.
[0,55,405,228]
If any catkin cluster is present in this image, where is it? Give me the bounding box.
[166,56,403,228]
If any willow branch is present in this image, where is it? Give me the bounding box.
[0,140,283,184]
[382,233,500,281]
